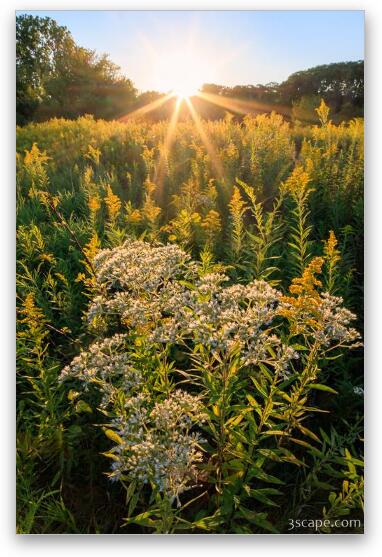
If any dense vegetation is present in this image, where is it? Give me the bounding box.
[17,14,363,125]
[200,61,364,123]
[16,14,137,125]
[16,100,364,533]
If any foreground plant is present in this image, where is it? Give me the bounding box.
[59,239,361,533]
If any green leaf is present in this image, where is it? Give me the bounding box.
[309,383,338,394]
[237,508,279,533]
[104,429,124,445]
[75,400,92,414]
[289,437,315,449]
[247,488,282,507]
[67,389,80,401]
[212,405,220,417]
[101,451,119,462]
[123,510,159,528]
[178,280,195,289]
[328,492,337,505]
[246,394,259,406]
[225,414,244,427]
[250,377,268,397]
[248,466,285,484]
[291,343,309,351]
[192,510,223,531]
[313,480,337,491]
[297,424,321,443]
[263,430,289,436]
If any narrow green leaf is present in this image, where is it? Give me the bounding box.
[104,428,124,445]
[309,383,338,394]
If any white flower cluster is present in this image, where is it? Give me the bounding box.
[108,391,206,504]
[60,240,361,500]
[281,292,361,348]
[316,293,362,347]
[88,245,298,373]
[59,333,143,406]
[353,386,364,396]
[86,242,360,376]
[151,275,295,369]
[93,240,193,292]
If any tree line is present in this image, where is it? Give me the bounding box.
[17,14,364,125]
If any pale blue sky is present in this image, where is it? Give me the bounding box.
[18,11,364,93]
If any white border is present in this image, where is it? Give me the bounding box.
[2,1,380,555]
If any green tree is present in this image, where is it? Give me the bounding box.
[279,61,364,115]
[16,15,72,124]
[16,14,137,124]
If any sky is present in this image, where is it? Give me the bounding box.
[19,10,364,93]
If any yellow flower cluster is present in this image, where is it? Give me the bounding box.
[76,234,100,288]
[279,257,324,330]
[19,292,45,328]
[18,292,48,347]
[83,233,100,263]
[323,230,341,293]
[229,185,246,215]
[23,143,50,169]
[88,193,101,219]
[162,209,201,245]
[289,257,324,298]
[104,184,121,223]
[324,230,339,262]
[202,209,221,239]
[315,98,330,126]
[84,144,101,166]
[142,196,161,226]
[82,166,94,189]
[28,188,59,209]
[126,207,142,225]
[282,164,312,199]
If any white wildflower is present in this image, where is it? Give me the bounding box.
[107,390,206,503]
[353,386,364,396]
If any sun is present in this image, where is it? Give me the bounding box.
[173,84,199,100]
[151,49,211,99]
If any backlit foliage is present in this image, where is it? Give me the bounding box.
[16,102,363,533]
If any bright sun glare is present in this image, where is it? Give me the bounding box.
[152,49,211,99]
[173,86,198,99]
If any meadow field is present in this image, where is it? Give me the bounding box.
[16,102,364,533]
